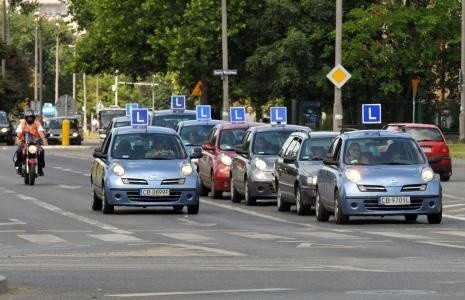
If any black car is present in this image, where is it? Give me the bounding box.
[274,131,338,215]
[0,111,15,145]
[46,117,83,145]
[152,109,196,129]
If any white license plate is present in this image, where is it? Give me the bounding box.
[422,147,432,153]
[378,196,411,206]
[140,189,170,197]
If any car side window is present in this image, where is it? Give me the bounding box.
[209,128,218,146]
[284,139,299,158]
[328,137,341,160]
[279,136,294,157]
[242,131,252,150]
[101,133,112,154]
[290,139,301,159]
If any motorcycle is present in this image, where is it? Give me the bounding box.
[20,133,43,185]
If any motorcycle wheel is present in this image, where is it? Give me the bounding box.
[23,165,29,185]
[28,164,36,186]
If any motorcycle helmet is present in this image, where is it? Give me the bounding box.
[24,109,36,125]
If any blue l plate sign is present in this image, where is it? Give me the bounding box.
[270,107,287,124]
[131,108,149,126]
[230,107,246,123]
[171,95,186,110]
[362,104,382,124]
[126,103,139,116]
[196,105,211,121]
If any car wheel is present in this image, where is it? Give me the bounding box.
[101,186,114,214]
[187,204,199,214]
[295,185,311,216]
[210,175,222,199]
[315,189,329,222]
[277,185,290,212]
[440,174,450,182]
[404,215,418,222]
[173,206,184,213]
[199,177,209,196]
[244,179,256,206]
[230,177,243,203]
[90,184,102,211]
[427,209,442,224]
[334,190,349,225]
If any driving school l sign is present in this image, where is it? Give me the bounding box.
[326,64,351,89]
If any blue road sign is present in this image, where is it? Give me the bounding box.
[230,107,246,123]
[362,104,382,124]
[196,105,211,121]
[270,107,287,124]
[131,108,149,126]
[171,95,186,110]
[126,103,139,116]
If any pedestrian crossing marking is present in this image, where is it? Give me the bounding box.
[364,231,427,240]
[160,233,213,242]
[226,231,293,240]
[18,234,67,244]
[431,231,465,238]
[88,234,142,242]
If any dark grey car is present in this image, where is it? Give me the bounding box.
[274,131,338,215]
[0,111,15,145]
[230,124,310,205]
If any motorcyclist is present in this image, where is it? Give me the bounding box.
[14,109,48,176]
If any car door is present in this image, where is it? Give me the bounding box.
[233,131,252,194]
[285,138,301,201]
[319,137,341,206]
[324,137,342,210]
[274,136,294,192]
[199,127,218,185]
[92,132,112,199]
[279,138,300,200]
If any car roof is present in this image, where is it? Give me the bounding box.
[343,130,412,140]
[386,123,440,129]
[153,109,196,115]
[253,124,310,133]
[289,131,339,139]
[50,116,79,120]
[215,122,263,130]
[113,116,130,122]
[113,125,176,135]
[177,119,226,127]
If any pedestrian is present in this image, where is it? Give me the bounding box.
[246,106,256,122]
[91,118,99,132]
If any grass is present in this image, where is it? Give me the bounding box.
[448,144,465,159]
[84,131,99,140]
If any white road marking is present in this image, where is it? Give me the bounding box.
[63,168,72,171]
[444,214,465,221]
[0,219,26,226]
[297,242,363,249]
[38,230,93,233]
[56,184,82,189]
[83,173,91,177]
[18,234,66,244]
[364,231,427,240]
[449,207,465,212]
[444,193,463,200]
[298,231,364,240]
[431,231,465,238]
[3,190,15,194]
[52,166,63,169]
[89,234,142,242]
[297,242,311,248]
[160,233,212,242]
[177,218,216,227]
[418,240,465,250]
[0,230,26,233]
[71,171,82,174]
[105,288,294,298]
[443,203,465,208]
[227,231,293,240]
[16,193,131,234]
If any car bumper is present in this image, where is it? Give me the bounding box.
[429,157,452,175]
[301,186,317,206]
[213,164,231,192]
[105,187,199,206]
[249,171,276,198]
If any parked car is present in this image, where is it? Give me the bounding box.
[90,126,202,214]
[383,123,452,181]
[197,122,262,199]
[274,131,338,215]
[0,111,15,145]
[100,116,132,141]
[316,130,442,224]
[46,117,83,145]
[152,109,196,129]
[231,124,310,205]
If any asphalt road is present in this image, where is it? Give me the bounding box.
[0,144,465,299]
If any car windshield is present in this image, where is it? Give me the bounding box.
[344,137,425,165]
[404,127,443,142]
[49,119,79,129]
[0,113,7,124]
[300,137,335,161]
[112,133,187,160]
[253,131,294,155]
[152,114,196,129]
[179,124,215,146]
[219,129,247,150]
[114,120,131,128]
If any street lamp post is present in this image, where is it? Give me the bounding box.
[114,69,119,106]
[55,23,60,105]
[460,0,465,142]
[221,0,229,121]
[333,0,343,131]
[34,12,39,109]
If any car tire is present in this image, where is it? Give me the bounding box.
[315,189,329,222]
[334,190,349,225]
[440,174,450,182]
[101,186,114,214]
[244,179,256,206]
[404,215,418,222]
[210,175,222,199]
[427,210,442,224]
[187,204,199,215]
[230,178,243,203]
[173,206,184,213]
[90,184,102,211]
[199,177,209,196]
[277,185,290,212]
[295,185,311,216]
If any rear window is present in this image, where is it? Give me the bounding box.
[404,128,443,142]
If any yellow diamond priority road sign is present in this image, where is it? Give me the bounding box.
[326,64,351,89]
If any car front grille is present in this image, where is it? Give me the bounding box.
[363,197,425,211]
[161,178,186,185]
[401,184,427,192]
[122,178,148,185]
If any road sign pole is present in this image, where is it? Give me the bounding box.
[460,0,465,142]
[333,0,343,131]
[221,0,229,121]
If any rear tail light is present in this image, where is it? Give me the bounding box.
[440,145,449,154]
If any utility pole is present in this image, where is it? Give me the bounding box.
[114,70,119,106]
[460,0,465,142]
[34,12,39,109]
[2,0,7,80]
[221,0,229,121]
[55,23,60,105]
[333,0,343,131]
[83,73,87,133]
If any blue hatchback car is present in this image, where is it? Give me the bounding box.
[91,126,202,214]
[316,130,442,224]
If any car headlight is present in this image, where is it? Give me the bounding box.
[219,153,232,166]
[181,162,193,176]
[421,167,434,182]
[28,145,37,154]
[0,128,8,133]
[110,163,125,176]
[254,158,267,171]
[72,132,78,137]
[345,169,361,183]
[306,176,317,185]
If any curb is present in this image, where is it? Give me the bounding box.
[0,275,8,294]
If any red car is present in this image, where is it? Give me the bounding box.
[198,122,262,198]
[384,123,452,181]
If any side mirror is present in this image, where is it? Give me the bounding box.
[99,133,107,140]
[93,148,107,159]
[283,157,295,164]
[190,147,203,159]
[235,145,249,155]
[428,156,441,163]
[201,143,214,151]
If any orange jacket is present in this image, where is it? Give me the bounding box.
[18,120,42,141]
